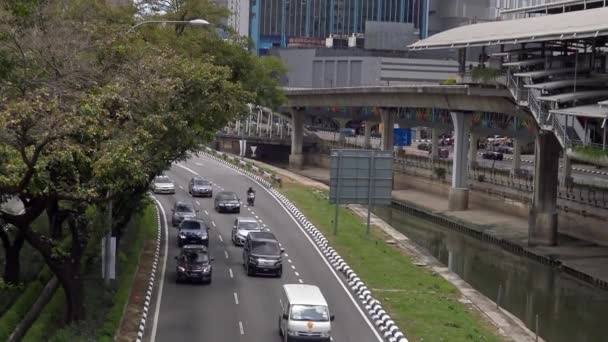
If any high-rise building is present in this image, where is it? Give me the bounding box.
[250,0,431,54]
[498,0,607,18]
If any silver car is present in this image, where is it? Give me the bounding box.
[152,175,175,194]
[231,217,263,246]
[172,201,198,227]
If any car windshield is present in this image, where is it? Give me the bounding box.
[194,179,210,186]
[290,305,329,322]
[251,241,280,255]
[181,221,202,230]
[238,221,259,230]
[155,176,171,184]
[176,204,195,213]
[184,251,208,263]
[218,193,237,201]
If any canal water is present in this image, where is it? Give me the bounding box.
[373,206,608,342]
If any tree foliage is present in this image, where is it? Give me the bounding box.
[0,0,257,324]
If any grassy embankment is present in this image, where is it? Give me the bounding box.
[281,182,505,342]
[22,203,157,342]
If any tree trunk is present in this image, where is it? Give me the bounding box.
[3,234,25,284]
[58,265,85,323]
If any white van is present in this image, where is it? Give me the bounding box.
[279,284,334,341]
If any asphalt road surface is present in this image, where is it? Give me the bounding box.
[149,155,384,342]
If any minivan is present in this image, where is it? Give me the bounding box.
[242,231,284,277]
[279,284,334,341]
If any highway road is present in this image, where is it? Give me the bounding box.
[149,155,384,342]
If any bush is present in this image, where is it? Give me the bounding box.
[471,66,501,84]
[440,77,457,85]
[433,167,447,180]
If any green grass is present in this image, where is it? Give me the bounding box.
[22,202,158,341]
[573,145,608,160]
[282,183,504,342]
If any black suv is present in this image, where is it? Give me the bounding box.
[175,245,214,284]
[189,177,213,197]
[214,191,241,213]
[242,231,284,277]
[178,219,209,247]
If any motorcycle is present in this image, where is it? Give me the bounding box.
[247,192,255,206]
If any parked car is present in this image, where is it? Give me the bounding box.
[189,177,213,198]
[152,175,175,194]
[171,201,198,227]
[178,219,209,247]
[417,142,431,152]
[482,151,504,160]
[243,231,284,277]
[214,191,241,213]
[232,217,263,246]
[175,245,214,284]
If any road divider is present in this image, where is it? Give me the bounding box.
[200,149,408,342]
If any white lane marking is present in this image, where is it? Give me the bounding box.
[291,265,296,270]
[258,219,263,223]
[212,221,217,228]
[298,279,304,284]
[224,250,229,259]
[262,224,267,227]
[223,162,385,342]
[195,162,204,166]
[284,253,289,257]
[178,185,184,190]
[250,211,255,216]
[239,321,244,335]
[196,201,201,206]
[229,268,234,278]
[234,292,239,305]
[295,271,300,276]
[288,259,292,263]
[150,196,169,342]
[204,210,209,215]
[255,215,259,219]
[176,163,199,176]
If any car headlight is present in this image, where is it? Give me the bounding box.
[219,203,225,206]
[202,265,211,273]
[287,330,297,336]
[320,331,331,338]
[178,266,186,272]
[179,233,186,239]
[248,256,257,264]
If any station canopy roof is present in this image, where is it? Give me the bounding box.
[551,104,608,119]
[409,7,608,50]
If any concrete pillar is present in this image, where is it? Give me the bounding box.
[529,131,560,246]
[561,154,573,187]
[430,128,439,159]
[289,109,304,170]
[380,109,394,151]
[468,133,478,169]
[512,138,522,175]
[364,121,372,149]
[449,112,472,211]
[335,117,350,129]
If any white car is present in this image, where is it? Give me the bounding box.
[152,175,175,194]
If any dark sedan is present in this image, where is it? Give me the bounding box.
[171,201,198,227]
[214,191,241,213]
[177,219,209,247]
[482,151,504,160]
[175,245,214,284]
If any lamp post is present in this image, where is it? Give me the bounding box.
[127,18,210,33]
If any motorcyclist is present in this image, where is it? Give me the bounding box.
[247,187,255,206]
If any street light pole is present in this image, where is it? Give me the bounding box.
[127,19,210,33]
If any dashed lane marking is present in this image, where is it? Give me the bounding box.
[229,268,234,279]
[195,162,204,166]
[196,201,201,206]
[178,185,184,190]
[204,210,208,215]
[298,279,304,284]
[212,221,217,228]
[239,321,245,335]
[295,271,300,276]
[234,292,239,305]
[291,265,296,270]
[224,250,229,259]
[218,235,223,242]
[175,163,199,176]
[288,259,292,263]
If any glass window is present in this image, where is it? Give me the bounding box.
[251,241,280,255]
[181,220,202,230]
[176,204,195,212]
[290,305,329,322]
[238,221,260,230]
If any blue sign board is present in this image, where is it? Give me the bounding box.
[393,128,412,146]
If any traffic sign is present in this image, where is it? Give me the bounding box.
[393,128,412,146]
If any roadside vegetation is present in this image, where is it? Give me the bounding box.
[0,0,284,338]
[281,182,505,342]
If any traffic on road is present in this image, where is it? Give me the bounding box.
[148,156,383,342]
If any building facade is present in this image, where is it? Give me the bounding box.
[250,0,431,54]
